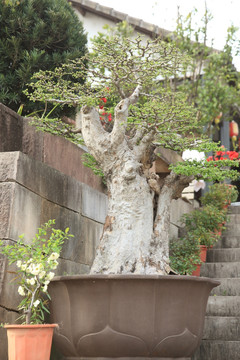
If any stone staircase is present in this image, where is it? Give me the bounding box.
[192,205,240,360]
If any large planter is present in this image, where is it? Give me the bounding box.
[49,275,219,360]
[4,324,57,360]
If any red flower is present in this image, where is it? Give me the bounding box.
[101,97,107,103]
[108,114,112,122]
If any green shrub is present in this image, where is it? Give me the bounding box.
[181,205,228,247]
[0,0,87,115]
[201,183,238,210]
[170,235,201,275]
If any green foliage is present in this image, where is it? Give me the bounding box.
[170,183,238,273]
[181,205,227,247]
[170,234,201,275]
[171,8,240,132]
[0,220,73,324]
[171,158,239,182]
[82,153,106,184]
[0,0,87,115]
[201,183,239,209]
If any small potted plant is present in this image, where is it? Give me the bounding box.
[181,205,228,248]
[201,183,238,210]
[0,219,73,360]
[170,234,201,275]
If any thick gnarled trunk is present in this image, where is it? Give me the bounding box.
[91,170,169,275]
[81,103,192,275]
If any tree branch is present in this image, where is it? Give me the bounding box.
[81,106,110,163]
[110,85,142,147]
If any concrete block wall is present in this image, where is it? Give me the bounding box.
[0,151,107,360]
[0,103,105,193]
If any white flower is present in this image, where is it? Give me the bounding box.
[26,277,36,285]
[28,263,43,276]
[44,280,50,286]
[39,270,46,279]
[16,260,22,268]
[182,149,205,162]
[46,272,55,281]
[193,179,206,192]
[48,252,60,262]
[33,300,40,308]
[50,260,58,270]
[21,263,27,271]
[18,286,25,296]
[42,284,48,293]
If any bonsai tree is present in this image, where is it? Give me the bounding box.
[0,0,87,115]
[26,28,239,275]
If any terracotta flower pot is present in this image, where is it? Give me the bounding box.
[49,274,219,360]
[191,245,207,277]
[200,245,207,263]
[4,324,58,360]
[191,263,201,276]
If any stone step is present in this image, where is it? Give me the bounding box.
[192,340,240,360]
[224,225,240,236]
[226,213,240,223]
[210,278,240,296]
[213,235,240,248]
[206,296,240,316]
[229,204,240,214]
[202,316,240,341]
[201,262,240,278]
[207,247,240,262]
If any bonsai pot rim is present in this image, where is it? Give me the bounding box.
[51,273,220,286]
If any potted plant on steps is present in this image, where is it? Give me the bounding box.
[27,28,240,359]
[0,220,72,360]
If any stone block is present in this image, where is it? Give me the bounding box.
[55,258,90,276]
[0,103,106,193]
[0,183,15,239]
[82,183,108,223]
[8,183,42,242]
[22,117,44,162]
[213,236,240,249]
[192,340,240,360]
[210,278,240,296]
[0,255,22,310]
[0,152,18,182]
[14,152,82,212]
[207,296,240,316]
[43,132,105,193]
[80,216,103,265]
[207,248,240,262]
[201,262,240,278]
[0,103,23,153]
[203,316,240,341]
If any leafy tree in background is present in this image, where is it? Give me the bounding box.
[0,0,87,115]
[170,8,240,135]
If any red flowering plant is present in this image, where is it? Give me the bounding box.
[207,147,239,162]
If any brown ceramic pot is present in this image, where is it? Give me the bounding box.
[4,324,57,360]
[49,275,219,360]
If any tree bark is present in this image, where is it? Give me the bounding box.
[81,105,192,275]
